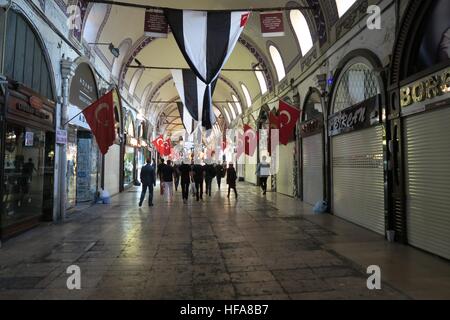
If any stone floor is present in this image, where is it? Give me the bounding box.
[0,182,449,300]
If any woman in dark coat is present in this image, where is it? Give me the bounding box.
[226,163,238,198]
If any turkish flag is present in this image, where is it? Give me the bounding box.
[82,90,116,155]
[163,138,172,156]
[279,100,301,145]
[236,131,245,159]
[152,135,165,155]
[244,124,258,156]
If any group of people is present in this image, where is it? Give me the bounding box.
[138,158,239,207]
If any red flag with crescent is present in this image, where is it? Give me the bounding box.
[152,135,165,155]
[236,131,245,159]
[244,124,258,156]
[163,138,172,156]
[82,90,116,155]
[279,100,301,145]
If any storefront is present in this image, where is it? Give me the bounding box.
[300,88,325,206]
[329,54,386,235]
[123,112,137,188]
[0,10,56,238]
[66,61,100,208]
[102,88,123,196]
[389,0,450,259]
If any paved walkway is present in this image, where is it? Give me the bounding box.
[0,183,449,300]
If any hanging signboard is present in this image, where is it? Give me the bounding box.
[144,9,169,38]
[300,117,324,138]
[260,12,285,37]
[69,62,98,109]
[25,132,34,146]
[328,95,381,137]
[56,129,68,145]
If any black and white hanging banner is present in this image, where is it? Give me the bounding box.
[165,9,250,129]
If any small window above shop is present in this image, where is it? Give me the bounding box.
[333,61,380,114]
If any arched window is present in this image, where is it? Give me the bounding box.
[290,10,314,55]
[128,68,144,96]
[83,4,108,44]
[223,108,231,123]
[332,60,381,114]
[269,45,286,81]
[336,0,357,17]
[228,102,237,120]
[303,90,323,122]
[232,94,242,115]
[254,66,268,95]
[241,83,252,108]
[5,10,53,99]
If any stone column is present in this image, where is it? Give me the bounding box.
[57,57,76,221]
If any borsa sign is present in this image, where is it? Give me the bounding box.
[400,67,450,108]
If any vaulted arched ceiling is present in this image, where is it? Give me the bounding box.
[81,0,356,134]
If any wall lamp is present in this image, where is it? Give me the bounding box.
[88,42,120,58]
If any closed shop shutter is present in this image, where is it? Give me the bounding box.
[277,142,295,196]
[404,107,450,260]
[332,126,385,235]
[303,133,324,206]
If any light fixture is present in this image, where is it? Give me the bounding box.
[88,42,120,58]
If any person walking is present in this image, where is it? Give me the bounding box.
[226,163,238,199]
[139,158,157,207]
[173,162,180,192]
[161,160,175,202]
[157,158,165,195]
[179,159,192,204]
[216,161,226,191]
[192,160,205,201]
[256,156,271,195]
[205,161,216,197]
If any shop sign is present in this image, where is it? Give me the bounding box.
[29,96,43,110]
[328,95,381,137]
[56,129,68,145]
[400,67,450,110]
[25,132,34,146]
[300,117,324,138]
[144,9,169,38]
[260,12,284,37]
[15,101,51,120]
[69,62,98,109]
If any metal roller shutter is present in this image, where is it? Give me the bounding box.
[332,126,385,235]
[278,142,294,196]
[303,134,324,206]
[404,107,450,260]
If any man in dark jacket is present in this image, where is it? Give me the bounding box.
[139,158,157,207]
[226,163,238,198]
[179,159,192,204]
[192,160,205,201]
[216,161,226,191]
[204,161,217,197]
